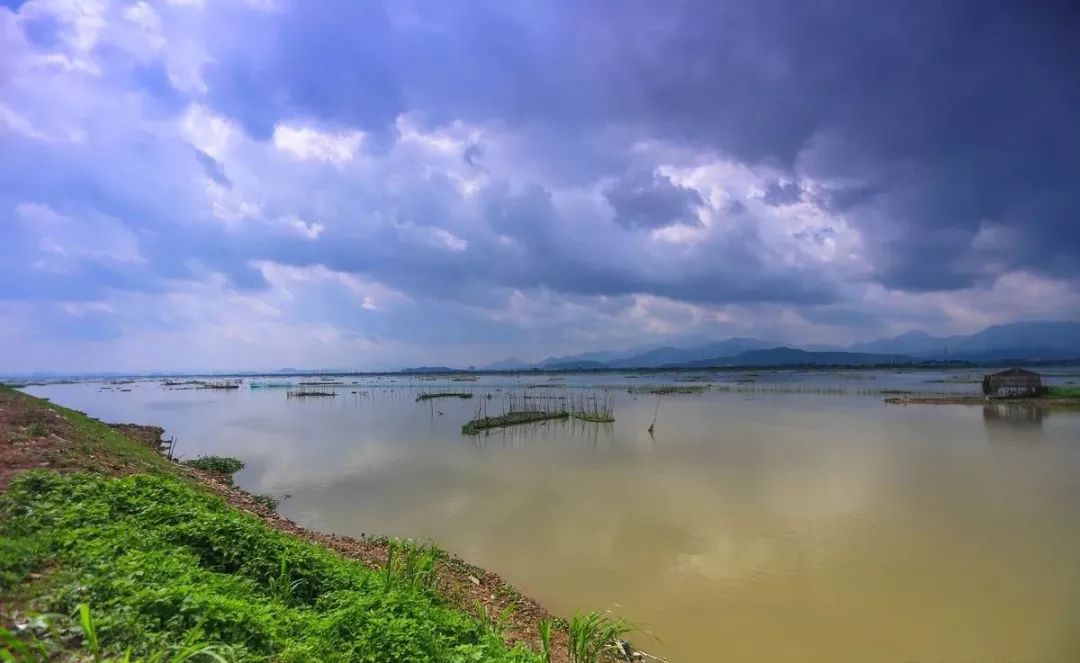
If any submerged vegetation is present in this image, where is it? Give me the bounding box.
[249,381,294,389]
[194,381,241,391]
[629,385,711,395]
[285,387,336,398]
[462,410,570,435]
[416,392,474,401]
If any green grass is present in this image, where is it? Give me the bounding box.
[566,612,632,663]
[182,456,245,476]
[538,619,553,663]
[0,471,543,662]
[1047,385,1080,399]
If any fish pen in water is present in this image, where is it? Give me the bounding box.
[250,381,294,389]
[568,392,615,422]
[286,386,337,398]
[629,385,712,395]
[194,380,241,390]
[462,391,568,434]
[416,391,474,401]
[461,390,615,434]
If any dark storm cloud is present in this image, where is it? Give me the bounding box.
[204,2,403,141]
[585,0,1080,290]
[762,181,802,207]
[603,171,703,230]
[249,182,836,308]
[793,227,835,246]
[200,0,1079,293]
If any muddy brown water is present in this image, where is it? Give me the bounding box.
[25,375,1080,662]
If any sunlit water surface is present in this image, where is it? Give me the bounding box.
[25,372,1080,662]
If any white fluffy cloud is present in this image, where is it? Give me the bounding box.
[272,125,365,163]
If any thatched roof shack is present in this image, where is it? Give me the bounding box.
[982,368,1043,397]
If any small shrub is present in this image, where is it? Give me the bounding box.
[383,538,439,592]
[251,494,279,511]
[182,456,245,475]
[25,421,47,437]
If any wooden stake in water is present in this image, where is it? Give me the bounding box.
[648,395,661,433]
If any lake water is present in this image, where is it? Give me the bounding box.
[24,371,1080,662]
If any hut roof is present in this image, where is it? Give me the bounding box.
[989,367,1040,378]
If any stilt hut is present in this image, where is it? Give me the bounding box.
[981,368,1043,398]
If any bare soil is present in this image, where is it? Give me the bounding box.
[0,394,158,491]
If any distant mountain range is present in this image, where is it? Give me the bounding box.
[481,358,532,371]
[675,347,914,368]
[6,321,1076,380]
[398,366,470,374]
[847,321,1080,359]
[480,321,1080,370]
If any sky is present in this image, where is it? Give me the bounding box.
[1,0,1079,372]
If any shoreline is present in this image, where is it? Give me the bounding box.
[0,386,649,662]
[7,356,1080,385]
[883,394,1080,407]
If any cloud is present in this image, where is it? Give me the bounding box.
[14,202,144,269]
[279,215,324,240]
[604,171,704,230]
[762,181,802,207]
[0,0,1077,371]
[181,104,237,161]
[272,124,365,163]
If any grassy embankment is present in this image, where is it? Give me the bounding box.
[0,386,631,662]
[1047,385,1080,399]
[884,384,1080,406]
[1,472,542,662]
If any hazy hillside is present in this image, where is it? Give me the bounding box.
[607,338,779,368]
[482,358,531,371]
[478,321,1080,372]
[674,347,914,368]
[851,321,1080,359]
